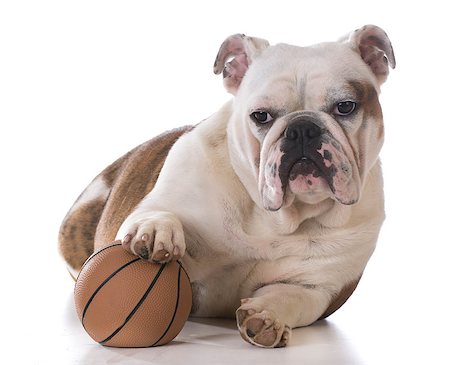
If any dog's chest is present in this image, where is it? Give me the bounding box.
[181,216,318,317]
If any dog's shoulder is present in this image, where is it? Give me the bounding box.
[162,102,233,174]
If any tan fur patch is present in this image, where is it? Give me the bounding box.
[58,197,105,270]
[58,151,131,269]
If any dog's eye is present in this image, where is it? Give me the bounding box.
[250,111,274,124]
[335,101,357,116]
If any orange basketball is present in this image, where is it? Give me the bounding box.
[74,243,192,347]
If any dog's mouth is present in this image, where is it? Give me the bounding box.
[286,157,333,197]
[289,157,323,180]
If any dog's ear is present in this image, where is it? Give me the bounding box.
[342,25,396,84]
[214,34,270,94]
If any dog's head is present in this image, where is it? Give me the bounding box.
[214,25,395,211]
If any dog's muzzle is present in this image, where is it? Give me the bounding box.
[279,117,334,187]
[261,114,359,210]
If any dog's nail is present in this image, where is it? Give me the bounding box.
[164,252,170,258]
[123,234,131,244]
[141,234,148,242]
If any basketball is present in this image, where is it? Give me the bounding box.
[74,243,192,347]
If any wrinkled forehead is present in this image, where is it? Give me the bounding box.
[237,42,379,109]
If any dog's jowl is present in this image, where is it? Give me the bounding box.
[59,25,395,348]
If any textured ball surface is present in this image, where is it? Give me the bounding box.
[74,243,192,347]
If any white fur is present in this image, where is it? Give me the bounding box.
[117,104,383,317]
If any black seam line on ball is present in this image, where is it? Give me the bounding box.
[81,257,141,327]
[151,264,183,347]
[99,263,167,345]
[177,260,191,282]
[77,244,122,280]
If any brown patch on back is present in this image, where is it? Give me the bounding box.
[319,277,361,320]
[58,150,133,270]
[94,126,194,248]
[59,198,105,269]
[58,125,193,269]
[101,148,135,187]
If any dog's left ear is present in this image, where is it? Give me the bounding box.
[214,34,270,94]
[343,25,396,84]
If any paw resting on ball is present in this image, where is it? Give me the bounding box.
[121,211,186,263]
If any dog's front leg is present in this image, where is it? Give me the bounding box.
[236,283,331,348]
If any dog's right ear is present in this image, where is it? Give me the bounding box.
[342,25,396,85]
[213,34,269,95]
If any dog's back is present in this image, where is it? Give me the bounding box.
[58,126,193,271]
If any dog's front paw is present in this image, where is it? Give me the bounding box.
[121,211,185,263]
[236,299,291,348]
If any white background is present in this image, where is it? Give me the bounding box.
[1,0,449,364]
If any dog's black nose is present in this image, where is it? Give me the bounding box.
[284,121,322,142]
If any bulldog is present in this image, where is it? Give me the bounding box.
[59,25,395,348]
